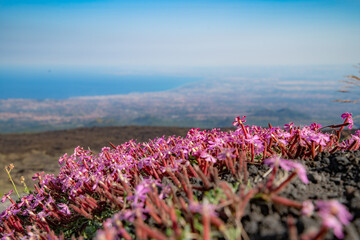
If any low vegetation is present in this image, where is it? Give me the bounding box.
[1,113,358,239]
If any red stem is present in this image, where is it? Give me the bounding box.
[266,165,278,190]
[311,226,328,240]
[251,144,255,162]
[272,171,298,194]
[203,212,211,240]
[287,215,298,240]
[311,141,316,159]
[240,123,248,139]
[270,195,302,208]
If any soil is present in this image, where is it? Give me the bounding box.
[0,127,358,239]
[243,150,360,240]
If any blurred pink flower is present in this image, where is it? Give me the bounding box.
[355,130,360,136]
[233,116,246,126]
[264,155,309,184]
[317,200,353,239]
[322,214,345,239]
[217,148,236,161]
[284,123,294,131]
[189,201,218,217]
[1,190,13,203]
[309,122,322,131]
[341,112,353,129]
[58,203,71,215]
[200,151,217,163]
[301,200,314,216]
[312,133,330,146]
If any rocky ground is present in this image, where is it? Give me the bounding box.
[242,150,360,240]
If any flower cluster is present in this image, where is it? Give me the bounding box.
[0,113,356,239]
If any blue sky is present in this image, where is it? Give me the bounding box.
[0,0,359,69]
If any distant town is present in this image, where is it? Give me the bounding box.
[0,76,358,133]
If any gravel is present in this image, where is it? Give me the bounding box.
[243,150,360,240]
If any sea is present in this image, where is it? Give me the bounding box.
[0,65,357,100]
[0,67,201,99]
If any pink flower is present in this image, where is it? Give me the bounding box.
[341,112,352,120]
[200,151,217,163]
[291,162,309,184]
[317,200,352,225]
[233,116,247,126]
[322,214,345,239]
[1,190,13,203]
[128,183,150,207]
[189,200,218,217]
[309,122,322,131]
[0,205,21,219]
[317,200,353,239]
[32,171,45,182]
[58,203,71,215]
[355,130,360,136]
[58,153,68,165]
[264,155,288,169]
[312,133,330,146]
[244,135,261,144]
[217,148,236,161]
[127,178,161,208]
[301,200,314,216]
[264,155,309,184]
[341,112,353,129]
[284,123,294,131]
[208,138,225,149]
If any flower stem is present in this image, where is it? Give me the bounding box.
[271,171,298,194]
[5,165,20,199]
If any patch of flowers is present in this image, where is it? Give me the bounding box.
[0,113,358,239]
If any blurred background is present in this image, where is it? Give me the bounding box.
[0,0,359,133]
